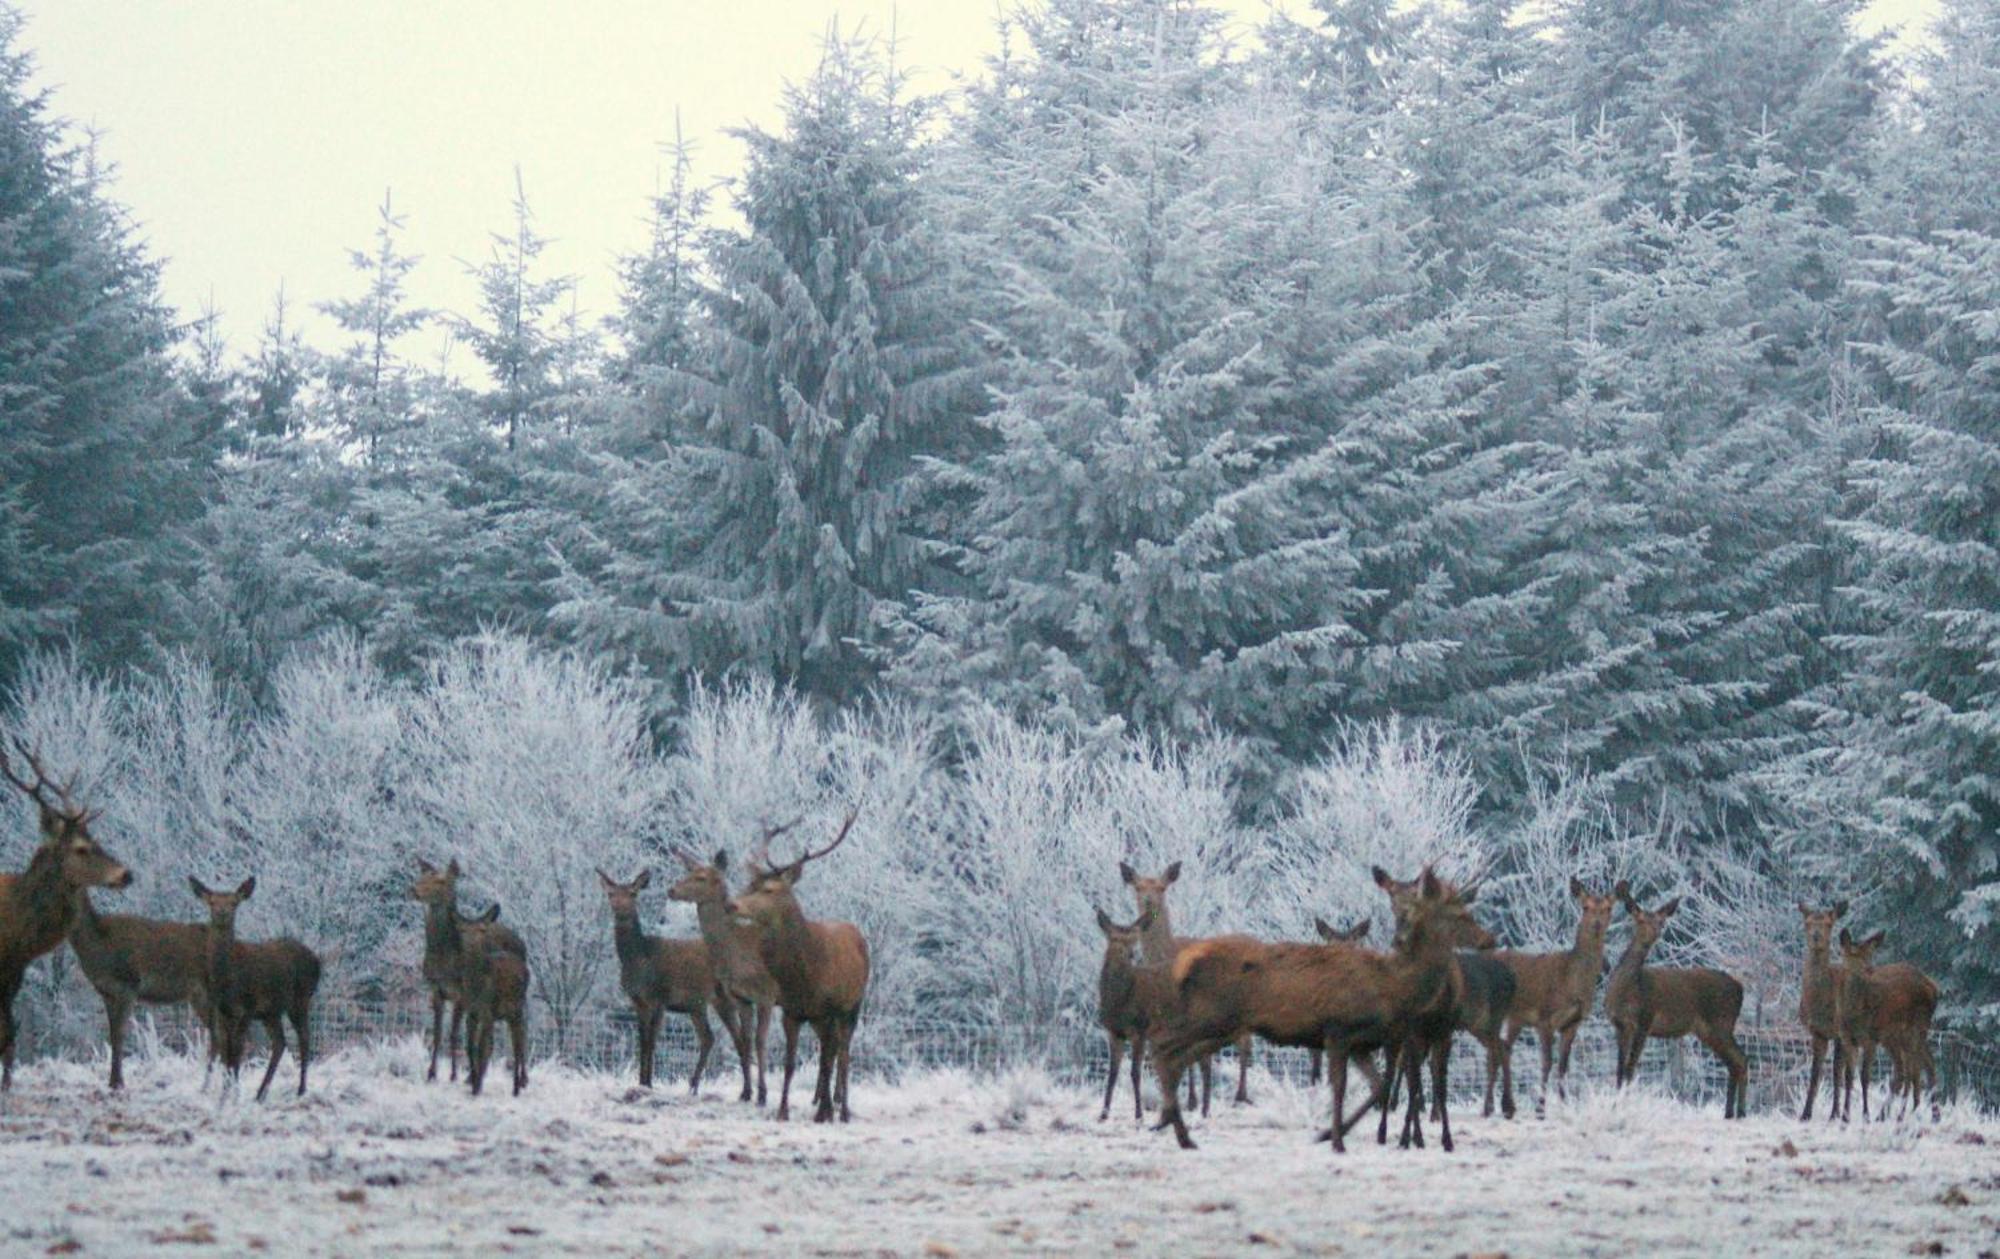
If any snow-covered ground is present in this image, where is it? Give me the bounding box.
[1,1040,1995,1257]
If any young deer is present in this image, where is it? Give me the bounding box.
[0,740,132,1091]
[1120,861,1250,1113]
[1493,877,1620,1115]
[1605,891,1748,1118]
[1095,906,1167,1121]
[1796,900,1849,1121]
[187,877,321,1100]
[410,858,526,1083]
[669,845,778,1105]
[1833,928,1939,1122]
[729,809,870,1123]
[461,934,529,1097]
[597,868,734,1092]
[68,889,210,1089]
[1151,867,1486,1153]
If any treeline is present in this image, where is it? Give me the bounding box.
[0,1,1995,1021]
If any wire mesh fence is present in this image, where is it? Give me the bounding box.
[41,995,2000,1115]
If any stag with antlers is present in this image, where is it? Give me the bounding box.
[0,739,133,1091]
[728,808,870,1123]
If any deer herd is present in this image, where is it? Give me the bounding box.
[0,736,1953,1158]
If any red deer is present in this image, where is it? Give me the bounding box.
[1094,906,1165,1121]
[597,868,736,1092]
[1367,867,1499,1147]
[1796,900,1848,1121]
[187,877,321,1100]
[1493,877,1620,1115]
[410,859,527,1083]
[1833,928,1939,1123]
[1605,890,1748,1118]
[461,933,529,1097]
[0,740,132,1091]
[1120,861,1251,1112]
[68,888,210,1089]
[729,808,869,1122]
[669,844,778,1105]
[1150,866,1486,1153]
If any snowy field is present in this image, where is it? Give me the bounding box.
[1,1041,1996,1257]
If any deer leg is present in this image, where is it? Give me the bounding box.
[689,1007,714,1096]
[466,1010,486,1096]
[776,1013,802,1121]
[1234,1033,1252,1105]
[754,1002,772,1106]
[293,1001,312,1097]
[1199,1055,1213,1118]
[1556,1022,1579,1100]
[1401,1040,1426,1150]
[510,1013,527,1095]
[253,1015,287,1102]
[1429,1038,1447,1125]
[1858,1042,1873,1123]
[1481,1032,1501,1118]
[1378,1042,1402,1146]
[1131,1032,1146,1121]
[1801,1033,1826,1121]
[105,991,131,1091]
[633,1000,654,1088]
[1537,1025,1556,1109]
[0,988,15,1092]
[1100,1032,1124,1121]
[448,1003,464,1082]
[812,1022,837,1123]
[836,1017,855,1123]
[427,990,445,1082]
[725,996,753,1102]
[1309,1047,1322,1086]
[1149,1038,1199,1150]
[1327,1043,1350,1154]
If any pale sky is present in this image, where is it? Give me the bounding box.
[15,0,1939,362]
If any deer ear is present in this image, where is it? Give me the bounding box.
[1865,930,1885,949]
[1571,876,1587,900]
[1833,899,1849,918]
[596,867,615,889]
[783,861,805,887]
[417,857,437,875]
[446,858,461,878]
[188,875,208,899]
[477,904,500,923]
[238,877,256,900]
[1096,907,1116,936]
[1314,916,1334,941]
[1420,867,1444,900]
[714,849,729,871]
[1352,921,1370,941]
[1839,927,1855,948]
[1459,882,1479,905]
[1164,861,1181,884]
[1797,901,1810,916]
[1372,865,1393,891]
[1658,897,1679,917]
[634,869,652,891]
[1119,861,1137,886]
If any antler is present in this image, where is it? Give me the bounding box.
[795,804,861,868]
[0,737,74,814]
[750,815,804,871]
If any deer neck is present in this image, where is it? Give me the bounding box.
[67,887,107,945]
[755,898,824,992]
[205,916,238,1003]
[1608,932,1652,997]
[693,896,741,953]
[8,845,78,958]
[423,895,464,962]
[611,909,653,971]
[1137,906,1176,968]
[1568,917,1608,978]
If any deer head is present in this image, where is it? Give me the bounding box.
[596,868,651,918]
[1119,860,1181,924]
[411,857,462,907]
[730,808,859,928]
[1570,876,1621,946]
[667,847,731,906]
[1618,887,1681,954]
[188,875,256,932]
[1313,917,1371,944]
[1837,927,1884,976]
[1372,864,1496,950]
[1797,900,1850,959]
[1,739,130,890]
[1095,906,1155,961]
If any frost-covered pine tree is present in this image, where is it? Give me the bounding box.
[568,33,978,706]
[318,189,431,465]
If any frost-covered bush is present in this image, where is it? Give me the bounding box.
[402,634,664,1043]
